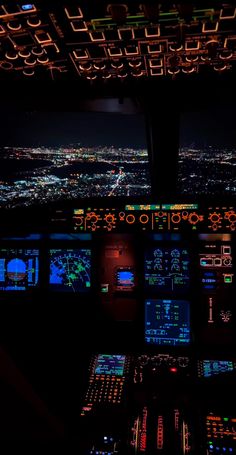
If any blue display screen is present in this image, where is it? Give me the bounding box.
[145,299,190,346]
[116,269,134,288]
[201,271,217,291]
[145,247,190,292]
[201,360,234,378]
[49,233,92,241]
[0,249,39,291]
[49,249,91,292]
[94,354,126,376]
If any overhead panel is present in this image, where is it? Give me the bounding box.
[0,2,235,79]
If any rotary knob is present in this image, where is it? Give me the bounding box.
[188,212,200,224]
[211,223,218,231]
[182,211,189,220]
[87,212,98,223]
[119,212,125,220]
[138,355,148,366]
[104,213,115,224]
[74,216,83,226]
[178,357,189,368]
[139,214,149,224]
[208,212,222,223]
[224,210,235,220]
[223,257,232,266]
[228,213,236,223]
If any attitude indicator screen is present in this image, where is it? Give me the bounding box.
[0,249,39,291]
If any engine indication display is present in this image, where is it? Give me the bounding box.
[49,249,91,292]
[145,246,190,292]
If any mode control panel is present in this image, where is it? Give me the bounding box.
[50,203,236,233]
[70,204,236,233]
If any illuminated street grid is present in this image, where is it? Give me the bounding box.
[0,145,151,208]
[178,146,236,195]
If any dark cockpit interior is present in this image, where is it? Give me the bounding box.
[0,2,236,453]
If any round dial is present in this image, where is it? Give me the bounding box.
[126,214,135,224]
[171,212,181,224]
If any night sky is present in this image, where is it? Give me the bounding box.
[180,106,236,149]
[0,111,147,149]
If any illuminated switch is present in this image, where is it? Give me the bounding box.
[214,258,222,266]
[70,20,87,32]
[224,274,233,283]
[21,4,35,12]
[64,6,83,19]
[35,31,52,44]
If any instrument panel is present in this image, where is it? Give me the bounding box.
[70,204,236,233]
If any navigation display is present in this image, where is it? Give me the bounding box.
[0,111,151,208]
[49,248,91,292]
[145,246,190,292]
[145,299,190,346]
[0,248,39,291]
[94,354,126,376]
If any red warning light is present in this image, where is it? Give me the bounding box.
[170,367,178,373]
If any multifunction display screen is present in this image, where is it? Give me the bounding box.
[145,299,190,346]
[94,354,126,376]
